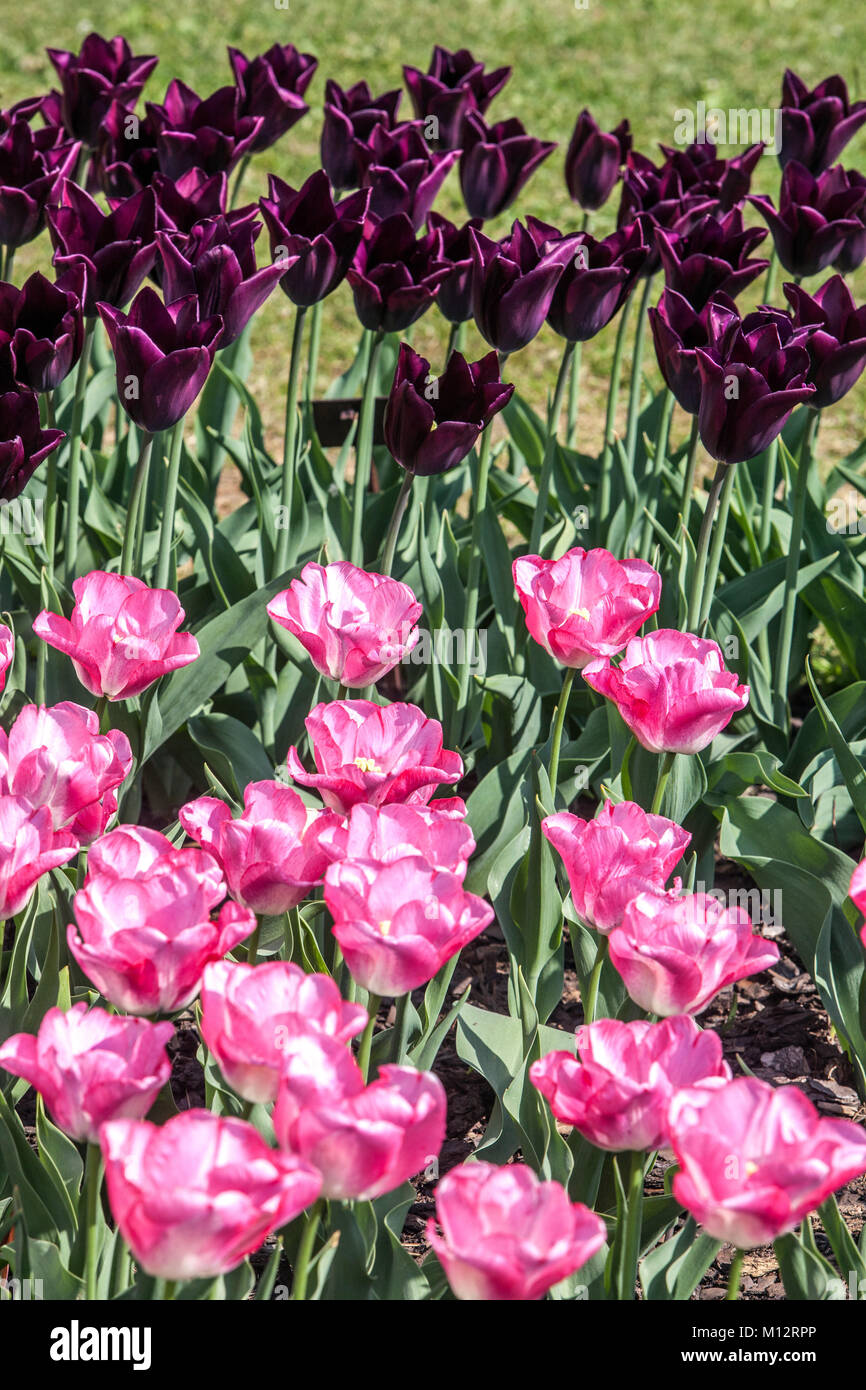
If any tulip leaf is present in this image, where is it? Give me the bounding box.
[640,1217,721,1300]
[187,713,274,799]
[775,1230,847,1300]
[804,656,866,835]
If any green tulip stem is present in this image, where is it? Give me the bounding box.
[640,388,676,557]
[651,749,676,815]
[380,471,413,577]
[598,294,634,523]
[357,994,381,1082]
[686,459,728,632]
[305,300,323,403]
[773,408,820,728]
[119,431,155,577]
[625,275,655,470]
[548,666,577,806]
[726,1249,745,1301]
[618,1150,645,1300]
[43,391,58,580]
[758,436,779,555]
[228,155,251,212]
[679,415,701,532]
[84,1143,103,1301]
[583,934,608,1027]
[62,318,95,584]
[455,423,494,734]
[155,417,185,591]
[350,329,385,567]
[566,340,582,450]
[274,305,307,577]
[698,464,736,630]
[290,1200,323,1301]
[529,337,576,555]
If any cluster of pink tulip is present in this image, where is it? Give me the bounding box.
[1,545,865,1302]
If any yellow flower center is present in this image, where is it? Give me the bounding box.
[354,757,382,774]
[744,1160,759,1178]
[569,606,591,621]
[378,919,392,936]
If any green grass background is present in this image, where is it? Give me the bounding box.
[3,0,866,465]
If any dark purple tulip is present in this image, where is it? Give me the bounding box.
[146,81,263,180]
[228,44,318,153]
[695,305,815,463]
[547,218,649,342]
[320,80,403,192]
[655,209,768,312]
[384,342,513,476]
[658,141,764,213]
[748,161,866,279]
[89,100,160,198]
[152,169,231,233]
[46,33,158,148]
[98,288,223,433]
[359,122,458,229]
[0,267,85,394]
[617,151,718,274]
[0,93,56,132]
[471,219,574,355]
[259,170,369,308]
[648,288,740,415]
[427,212,484,323]
[156,215,284,346]
[459,111,556,221]
[784,275,866,409]
[48,182,158,315]
[403,45,510,150]
[832,170,866,274]
[0,389,64,498]
[346,213,448,333]
[0,121,79,250]
[779,68,866,174]
[565,110,631,212]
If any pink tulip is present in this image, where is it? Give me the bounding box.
[608,890,780,1017]
[0,623,12,691]
[0,795,78,919]
[0,1004,173,1144]
[199,959,367,1103]
[582,629,749,754]
[100,1109,322,1279]
[513,546,661,668]
[273,1032,446,1201]
[70,826,255,1015]
[324,853,493,995]
[319,799,474,878]
[531,1016,731,1153]
[286,700,463,813]
[0,702,132,844]
[668,1076,866,1249]
[426,1162,607,1301]
[267,561,422,686]
[179,781,340,916]
[33,570,199,701]
[849,860,866,946]
[542,800,690,934]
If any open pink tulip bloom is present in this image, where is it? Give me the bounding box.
[33,570,199,700]
[513,546,661,668]
[0,794,78,919]
[200,959,367,1104]
[267,560,422,687]
[427,1162,606,1301]
[542,799,690,934]
[179,780,340,915]
[583,629,749,754]
[100,1109,322,1280]
[287,700,463,813]
[70,826,255,1015]
[319,799,474,878]
[608,890,780,1016]
[668,1076,866,1249]
[325,853,493,995]
[0,701,132,845]
[0,1004,173,1144]
[273,1032,446,1201]
[531,1015,731,1153]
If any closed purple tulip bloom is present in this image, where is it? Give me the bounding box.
[384,343,513,476]
[156,215,284,346]
[347,213,448,333]
[618,151,718,274]
[779,69,866,175]
[0,390,64,499]
[403,45,510,151]
[695,306,816,463]
[47,32,158,148]
[320,80,403,192]
[98,288,223,433]
[565,110,631,212]
[471,220,574,355]
[784,275,866,409]
[152,169,232,233]
[748,162,866,280]
[0,121,79,251]
[228,44,318,153]
[89,99,160,199]
[260,171,370,308]
[547,219,649,342]
[427,212,484,323]
[649,289,740,416]
[146,81,263,180]
[0,267,85,394]
[659,141,764,213]
[833,169,866,274]
[459,111,556,221]
[49,182,158,316]
[655,209,768,311]
[359,123,458,229]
